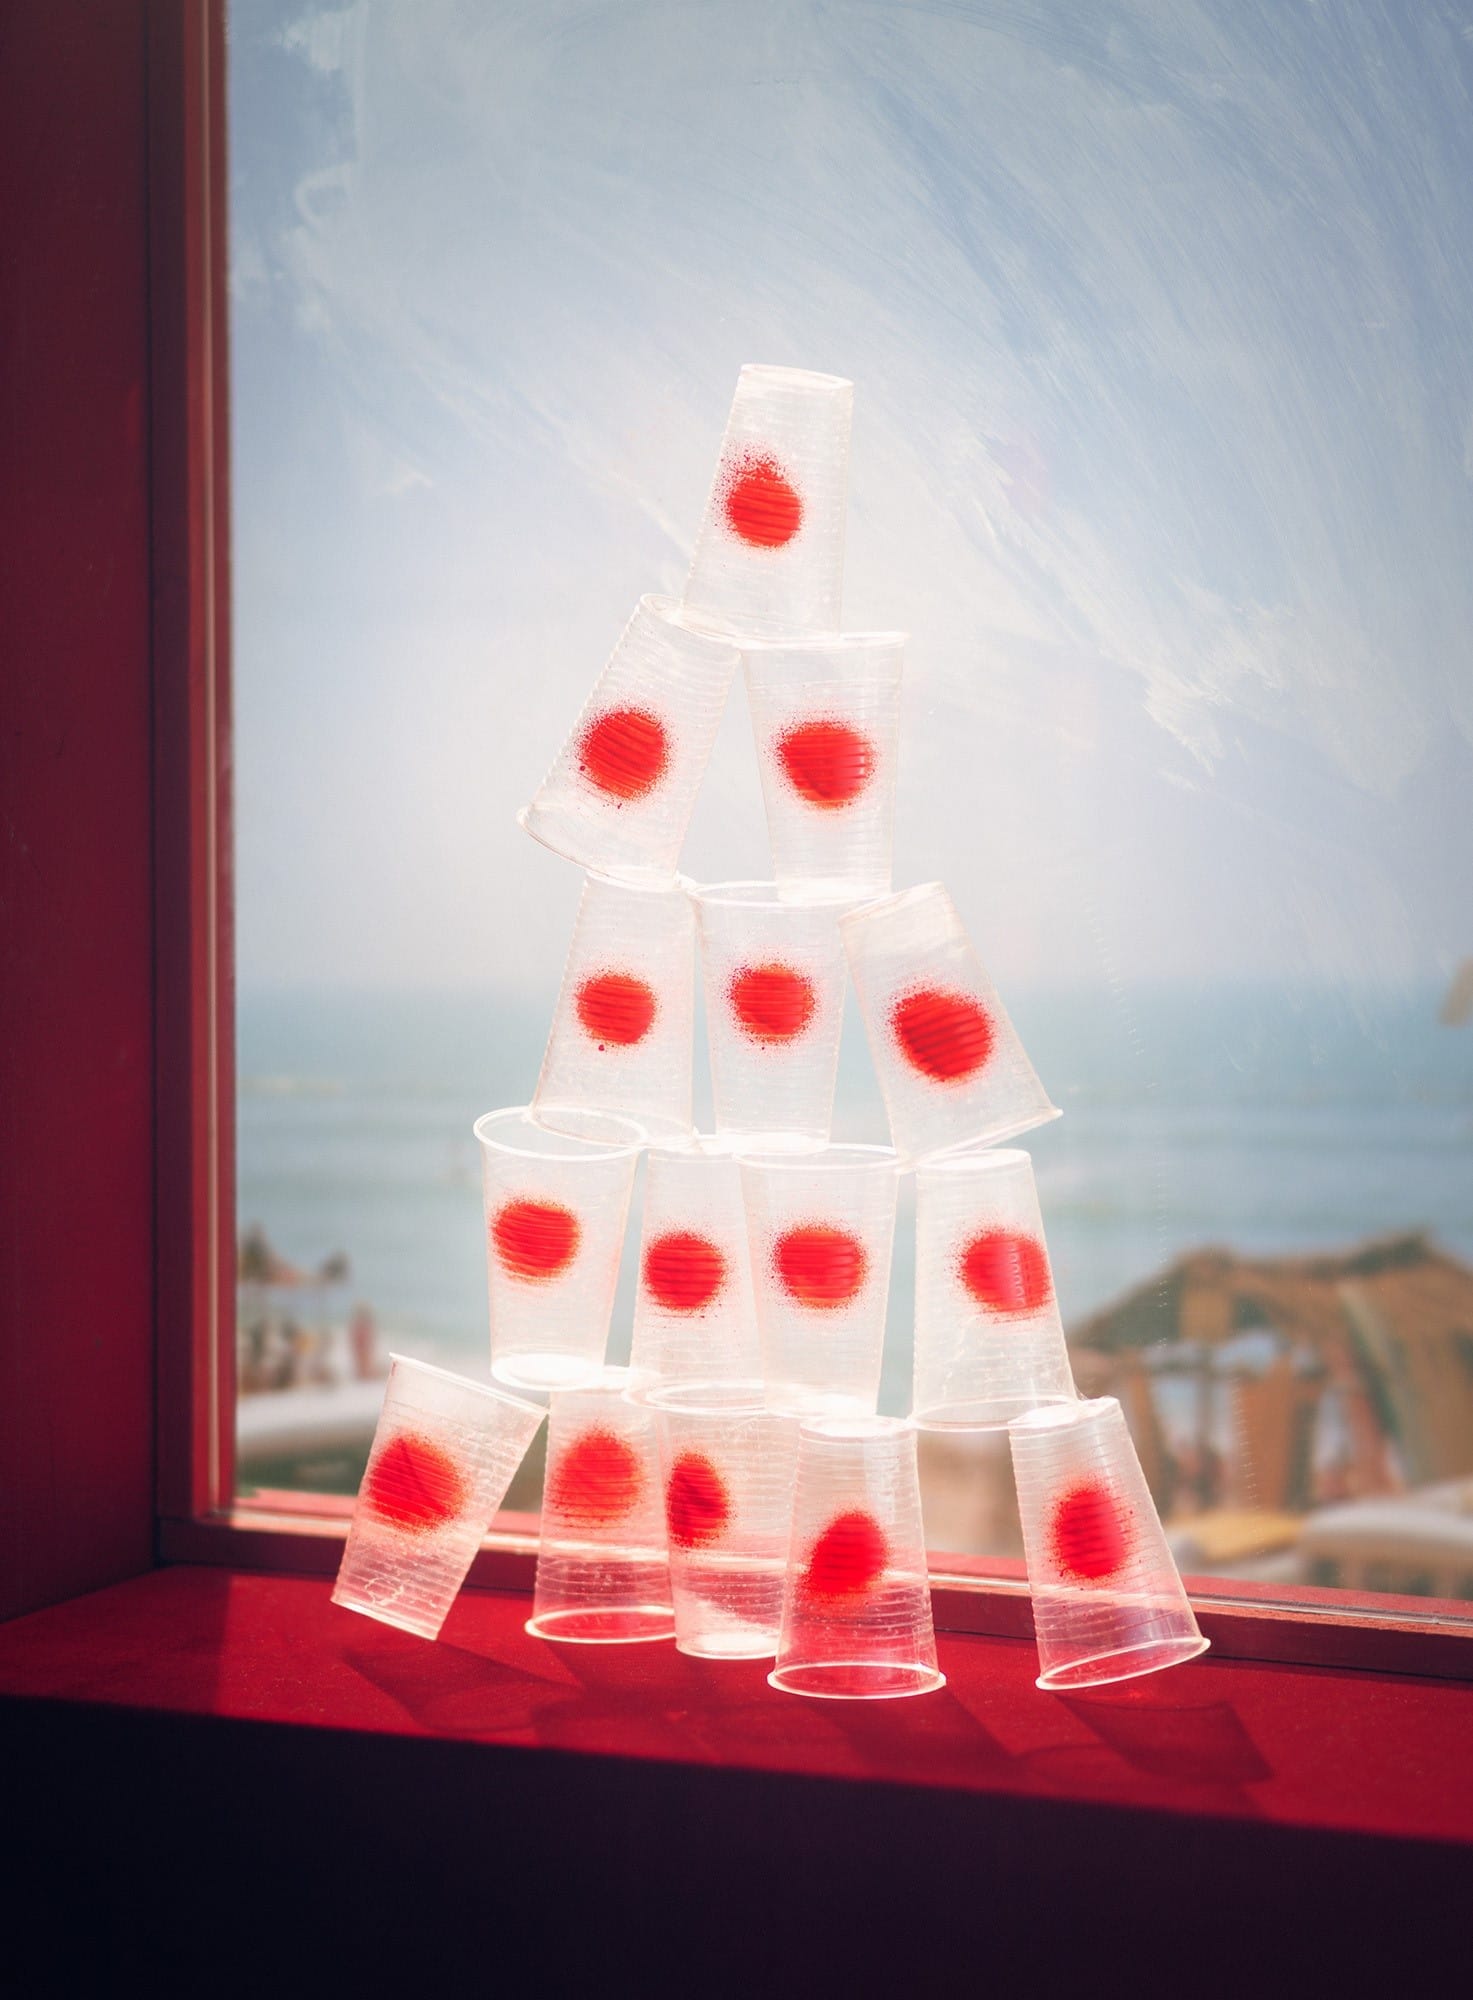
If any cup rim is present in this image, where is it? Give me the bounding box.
[1009,1394,1121,1436]
[387,1352,546,1417]
[738,627,908,655]
[472,1105,645,1162]
[690,877,859,912]
[799,1413,914,1443]
[914,1146,1035,1181]
[736,1141,900,1175]
[641,593,744,656]
[838,880,948,932]
[640,1377,771,1415]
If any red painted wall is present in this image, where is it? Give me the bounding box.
[0,3,156,1618]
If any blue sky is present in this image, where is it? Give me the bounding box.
[228,0,1473,997]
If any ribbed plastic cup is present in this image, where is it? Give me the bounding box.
[1010,1397,1209,1691]
[474,1107,642,1393]
[518,595,740,885]
[739,1145,900,1418]
[913,1149,1078,1429]
[769,1415,945,1700]
[532,872,696,1146]
[682,364,853,640]
[526,1367,675,1644]
[841,882,1060,1163]
[627,1140,764,1403]
[332,1355,545,1641]
[743,631,904,902]
[653,1385,800,1659]
[692,880,850,1149]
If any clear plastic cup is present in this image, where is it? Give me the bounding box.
[653,1385,801,1659]
[531,872,696,1147]
[742,631,905,902]
[682,364,853,640]
[913,1149,1078,1429]
[1009,1396,1210,1691]
[739,1145,900,1418]
[627,1140,764,1402]
[692,880,850,1149]
[332,1355,545,1641]
[841,882,1060,1163]
[769,1415,945,1700]
[474,1107,642,1393]
[526,1366,676,1644]
[518,595,740,886]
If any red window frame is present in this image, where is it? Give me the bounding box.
[143,1,1472,1682]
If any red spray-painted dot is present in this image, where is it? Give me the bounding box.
[891,987,994,1083]
[724,452,803,548]
[546,1425,644,1529]
[644,1229,727,1313]
[491,1198,580,1282]
[729,961,816,1043]
[803,1509,888,1603]
[776,719,875,809]
[666,1451,731,1549]
[575,970,657,1048]
[577,706,669,801]
[1049,1481,1131,1582]
[362,1432,467,1534]
[773,1223,868,1310]
[959,1230,1052,1315]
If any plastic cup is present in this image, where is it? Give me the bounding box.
[739,1145,900,1418]
[913,1149,1078,1429]
[332,1355,545,1641]
[518,595,740,886]
[474,1107,642,1393]
[653,1385,800,1659]
[526,1367,676,1644]
[627,1140,764,1402]
[1009,1396,1210,1691]
[742,631,904,902]
[769,1415,945,1700]
[532,872,696,1146]
[841,882,1060,1163]
[692,880,850,1149]
[682,364,853,641]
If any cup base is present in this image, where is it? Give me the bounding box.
[525,1604,676,1645]
[516,804,678,890]
[1036,1633,1210,1692]
[678,1633,778,1661]
[768,1660,946,1701]
[532,1099,689,1147]
[764,1389,880,1421]
[492,1353,600,1393]
[330,1592,443,1644]
[914,1392,1076,1432]
[907,1103,1064,1167]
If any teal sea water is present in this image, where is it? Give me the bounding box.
[237,981,1473,1418]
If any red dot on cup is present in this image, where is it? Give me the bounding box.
[578,706,669,801]
[959,1229,1052,1315]
[363,1432,467,1534]
[666,1450,731,1549]
[729,961,816,1043]
[491,1198,580,1281]
[547,1425,644,1529]
[644,1229,727,1313]
[1049,1481,1131,1582]
[723,452,803,548]
[776,719,875,809]
[891,987,994,1082]
[575,970,657,1048]
[803,1509,888,1603]
[773,1223,867,1309]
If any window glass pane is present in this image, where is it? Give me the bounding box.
[229,3,1473,1617]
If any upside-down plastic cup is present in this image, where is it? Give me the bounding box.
[841,882,1060,1163]
[332,1355,545,1641]
[627,1140,764,1402]
[527,1367,675,1644]
[739,1145,900,1418]
[653,1386,800,1659]
[474,1107,642,1392]
[532,872,696,1146]
[743,631,904,902]
[913,1149,1077,1428]
[769,1415,945,1700]
[1010,1396,1209,1690]
[519,596,740,885]
[683,364,853,640]
[693,880,849,1149]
